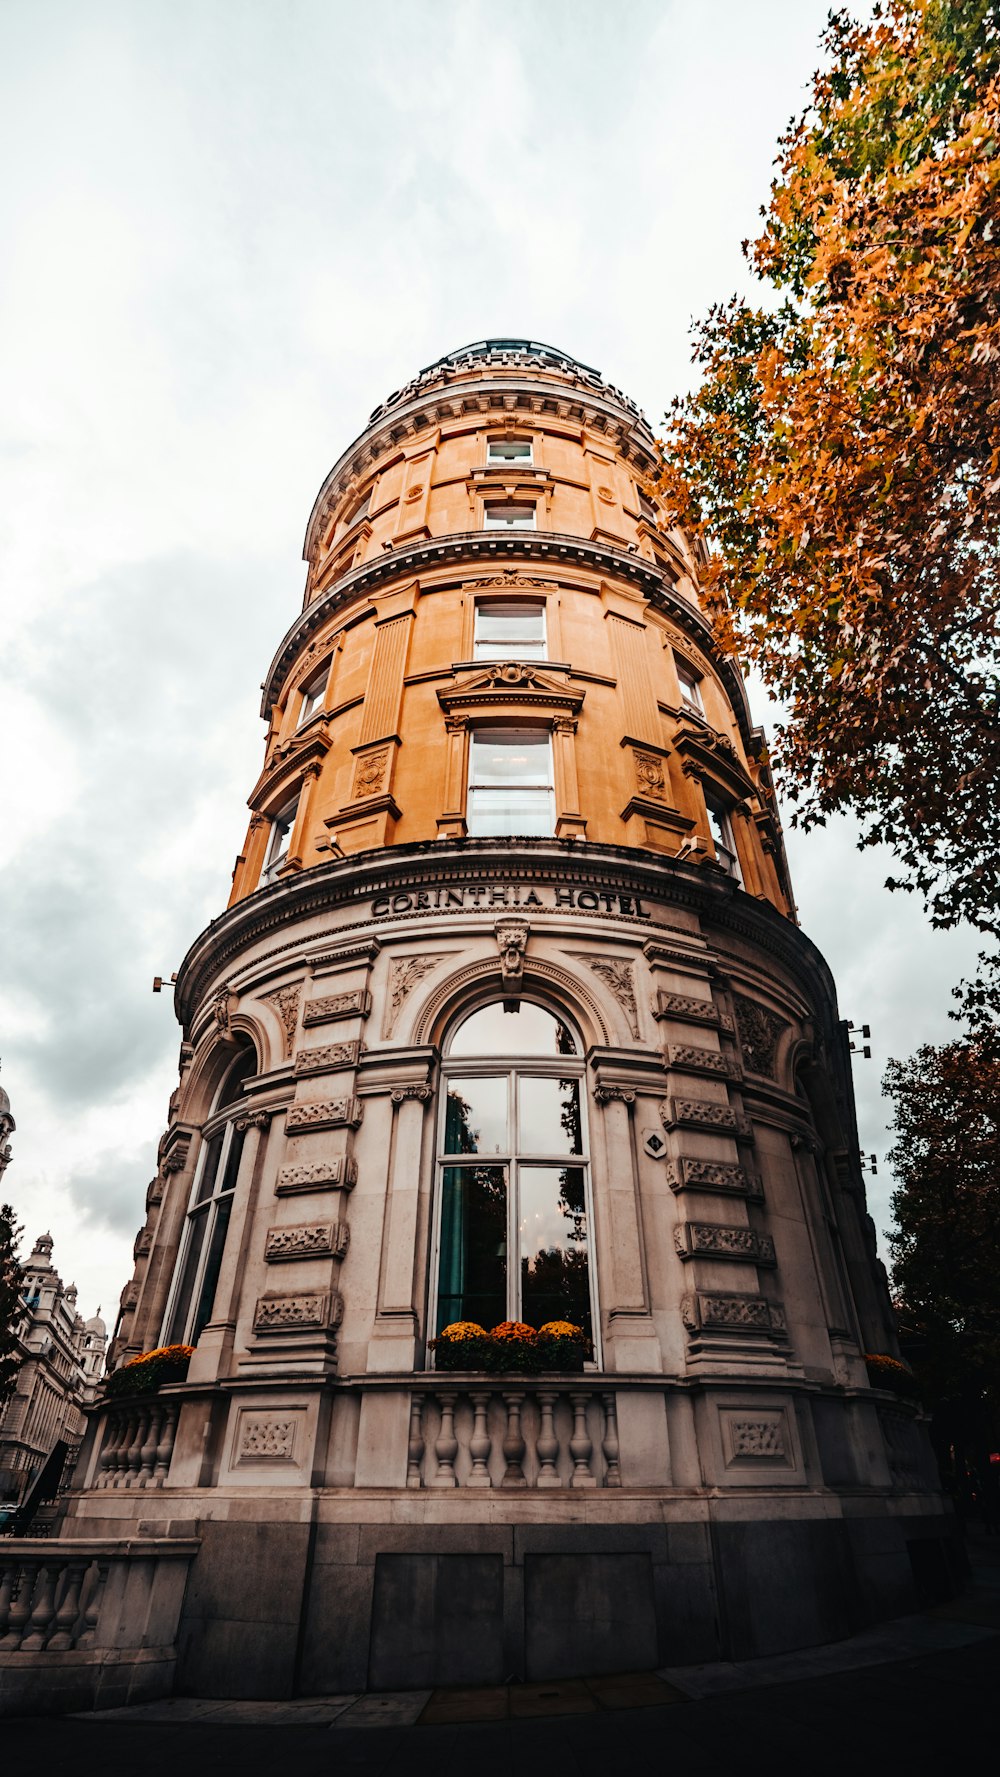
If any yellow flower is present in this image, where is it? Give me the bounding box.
[437,1322,487,1343]
[538,1321,585,1341]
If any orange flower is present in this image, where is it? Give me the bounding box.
[538,1321,585,1342]
[490,1321,537,1343]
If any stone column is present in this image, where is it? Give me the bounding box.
[593,1090,662,1372]
[367,1087,432,1371]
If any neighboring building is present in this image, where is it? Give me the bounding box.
[0,1233,107,1504]
[63,340,953,1694]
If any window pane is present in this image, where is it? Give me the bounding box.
[518,1076,583,1155]
[444,1078,508,1155]
[163,1207,210,1345]
[194,1131,224,1204]
[219,1124,247,1195]
[467,788,554,836]
[469,732,551,786]
[483,505,535,529]
[519,1166,591,1336]
[487,440,532,461]
[437,1165,508,1334]
[450,1002,577,1058]
[191,1195,233,1343]
[476,604,544,642]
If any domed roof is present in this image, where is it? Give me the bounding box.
[85,1306,107,1336]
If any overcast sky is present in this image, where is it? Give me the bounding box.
[1,0,979,1324]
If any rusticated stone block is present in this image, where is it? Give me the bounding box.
[276,1156,358,1195]
[293,1040,362,1077]
[682,1291,786,1335]
[252,1290,344,1333]
[667,1156,764,1198]
[661,1097,753,1139]
[673,1223,776,1264]
[302,989,372,1027]
[285,1096,363,1133]
[665,1043,740,1080]
[264,1222,350,1262]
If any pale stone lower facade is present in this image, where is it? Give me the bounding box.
[45,839,956,1699]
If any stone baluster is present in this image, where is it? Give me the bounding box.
[601,1391,622,1487]
[124,1407,149,1487]
[501,1392,527,1488]
[47,1558,91,1650]
[536,1390,561,1488]
[96,1412,119,1488]
[431,1392,458,1487]
[138,1404,161,1486]
[110,1409,133,1488]
[406,1394,425,1488]
[569,1391,597,1488]
[153,1403,178,1486]
[467,1391,492,1488]
[0,1563,18,1647]
[21,1564,59,1651]
[101,1410,129,1487]
[1,1560,39,1650]
[76,1560,110,1649]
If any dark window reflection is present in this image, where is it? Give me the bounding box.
[519,1165,591,1335]
[437,1165,508,1334]
[444,1077,507,1154]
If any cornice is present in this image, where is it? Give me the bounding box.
[173,838,841,1035]
[261,531,754,747]
[304,365,657,558]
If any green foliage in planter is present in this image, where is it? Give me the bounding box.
[105,1344,193,1398]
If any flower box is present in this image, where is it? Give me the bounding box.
[429,1321,590,1375]
[104,1344,194,1399]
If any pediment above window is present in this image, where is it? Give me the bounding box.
[248,726,333,809]
[438,660,584,723]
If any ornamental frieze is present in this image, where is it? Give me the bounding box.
[293,1040,362,1077]
[285,1097,364,1133]
[252,1290,344,1333]
[275,1157,358,1195]
[302,989,372,1027]
[681,1292,786,1334]
[264,1222,350,1262]
[660,1097,753,1139]
[665,1043,739,1080]
[651,990,731,1029]
[667,1157,764,1199]
[673,1224,776,1264]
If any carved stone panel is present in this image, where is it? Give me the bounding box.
[732,994,788,1079]
[236,1414,301,1463]
[661,1097,753,1139]
[665,1043,738,1080]
[633,750,666,799]
[652,990,729,1028]
[673,1224,776,1264]
[352,746,389,800]
[668,1156,764,1199]
[276,1157,358,1195]
[719,1409,792,1467]
[573,955,639,1039]
[264,1222,350,1263]
[252,1290,344,1333]
[294,1040,362,1078]
[263,983,302,1059]
[682,1291,786,1335]
[303,989,372,1027]
[285,1097,364,1133]
[383,954,448,1038]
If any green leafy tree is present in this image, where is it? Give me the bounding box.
[657,1,1000,1022]
[885,1040,1000,1471]
[0,1205,25,1413]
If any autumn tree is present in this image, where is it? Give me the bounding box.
[0,1204,25,1413]
[657,1,1000,1018]
[885,1039,1000,1468]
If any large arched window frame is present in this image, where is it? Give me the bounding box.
[429,998,599,1362]
[160,1044,257,1348]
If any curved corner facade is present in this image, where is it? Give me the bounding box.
[54,341,955,1705]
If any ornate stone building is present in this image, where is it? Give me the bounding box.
[0,1234,107,1506]
[4,341,954,1707]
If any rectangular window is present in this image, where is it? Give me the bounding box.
[260,795,299,885]
[487,437,533,465]
[676,659,704,715]
[706,795,741,881]
[483,503,536,530]
[467,729,554,836]
[474,599,546,661]
[297,667,327,727]
[638,491,657,523]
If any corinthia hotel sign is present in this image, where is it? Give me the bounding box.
[370,884,652,918]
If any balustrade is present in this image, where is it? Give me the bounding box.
[0,1538,197,1656]
[96,1400,178,1489]
[410,1383,622,1489]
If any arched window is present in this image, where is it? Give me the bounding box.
[161,1042,257,1348]
[432,999,595,1349]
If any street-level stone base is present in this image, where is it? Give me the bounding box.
[64,1490,962,1697]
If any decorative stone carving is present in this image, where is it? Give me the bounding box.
[673,1224,776,1264]
[652,990,727,1028]
[495,918,529,990]
[383,956,447,1038]
[732,993,788,1078]
[683,1291,786,1334]
[352,747,389,799]
[593,1085,636,1105]
[162,1137,191,1174]
[633,750,666,799]
[119,1281,139,1315]
[265,1222,349,1262]
[575,956,639,1039]
[235,1108,272,1132]
[253,1290,343,1333]
[213,982,234,1032]
[263,983,301,1058]
[303,989,372,1027]
[145,1177,163,1210]
[389,1085,434,1104]
[285,1097,363,1133]
[661,1098,753,1139]
[668,1157,764,1198]
[728,1417,787,1459]
[238,1417,298,1461]
[665,1043,737,1079]
[483,661,542,687]
[294,1040,362,1077]
[276,1157,358,1195]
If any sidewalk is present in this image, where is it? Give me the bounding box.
[6,1531,999,1769]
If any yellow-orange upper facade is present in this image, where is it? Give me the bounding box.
[230,341,793,915]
